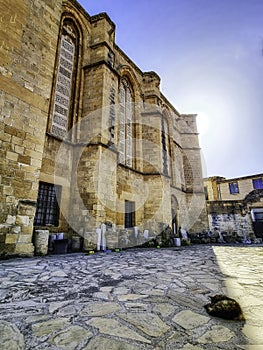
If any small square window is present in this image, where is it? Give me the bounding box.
[253,178,263,189]
[229,182,239,194]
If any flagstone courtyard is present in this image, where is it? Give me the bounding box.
[0,245,262,349]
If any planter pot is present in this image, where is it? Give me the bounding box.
[174,238,181,247]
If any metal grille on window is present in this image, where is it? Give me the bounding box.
[51,35,75,139]
[34,182,61,226]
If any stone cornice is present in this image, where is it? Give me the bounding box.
[83,59,118,76]
[182,147,201,151]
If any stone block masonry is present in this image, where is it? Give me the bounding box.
[0,0,208,256]
[206,201,256,243]
[0,0,63,256]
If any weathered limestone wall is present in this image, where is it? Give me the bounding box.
[205,174,263,202]
[141,116,163,174]
[82,66,104,122]
[207,201,255,242]
[90,14,115,65]
[208,212,254,237]
[155,176,173,226]
[203,177,224,201]
[185,194,208,233]
[96,146,118,225]
[177,115,208,232]
[0,0,208,255]
[69,144,118,237]
[0,0,62,256]
[70,145,100,233]
[116,167,145,228]
[218,178,258,201]
[39,135,73,234]
[171,146,184,189]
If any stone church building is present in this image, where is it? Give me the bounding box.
[0,0,207,256]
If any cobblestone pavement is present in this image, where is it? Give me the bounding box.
[0,245,262,350]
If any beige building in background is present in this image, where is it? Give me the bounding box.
[204,174,263,201]
[204,174,263,241]
[0,0,207,257]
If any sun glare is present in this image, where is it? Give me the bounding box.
[196,112,210,135]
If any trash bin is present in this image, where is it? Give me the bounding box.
[53,239,68,254]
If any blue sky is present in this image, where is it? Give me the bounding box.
[78,0,263,179]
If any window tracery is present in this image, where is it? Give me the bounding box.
[119,79,133,167]
[50,21,78,139]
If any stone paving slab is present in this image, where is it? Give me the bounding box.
[0,245,262,349]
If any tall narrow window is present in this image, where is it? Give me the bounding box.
[109,84,116,142]
[161,116,168,175]
[34,182,62,226]
[204,186,209,200]
[125,200,135,228]
[51,22,78,139]
[119,80,133,167]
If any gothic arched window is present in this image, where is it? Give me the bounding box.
[161,116,169,175]
[119,79,134,167]
[50,20,79,139]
